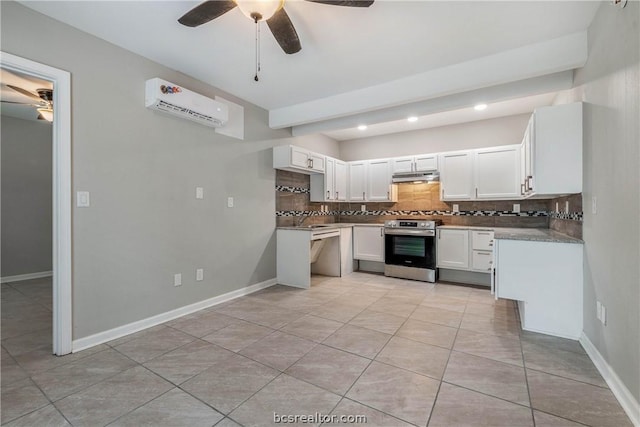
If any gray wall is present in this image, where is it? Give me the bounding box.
[1,116,53,277]
[562,1,639,402]
[0,2,339,339]
[339,114,530,161]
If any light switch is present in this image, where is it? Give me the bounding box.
[453,204,459,213]
[77,191,90,207]
[196,268,204,281]
[227,197,234,208]
[174,273,182,287]
[196,187,204,199]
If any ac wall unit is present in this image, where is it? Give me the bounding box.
[145,78,229,128]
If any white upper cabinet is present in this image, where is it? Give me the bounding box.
[522,102,582,198]
[367,159,397,202]
[334,160,347,201]
[311,157,347,202]
[273,145,326,174]
[348,161,367,202]
[475,145,521,199]
[391,154,438,173]
[440,151,474,200]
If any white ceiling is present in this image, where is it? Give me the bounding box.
[0,68,53,122]
[18,1,600,136]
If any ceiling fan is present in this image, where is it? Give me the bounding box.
[178,0,374,55]
[1,85,54,121]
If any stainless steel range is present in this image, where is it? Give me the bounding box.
[383,220,441,283]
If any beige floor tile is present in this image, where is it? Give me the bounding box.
[13,344,110,375]
[464,301,518,320]
[523,341,607,387]
[239,331,317,371]
[368,298,418,318]
[3,404,71,427]
[215,418,242,427]
[1,351,29,386]
[428,382,534,426]
[421,295,468,313]
[443,351,530,406]
[0,378,50,424]
[323,325,391,359]
[410,305,463,328]
[460,312,521,339]
[376,336,450,380]
[520,331,586,354]
[54,366,173,427]
[285,344,370,395]
[143,339,234,385]
[533,410,585,426]
[31,348,137,401]
[527,369,633,427]
[280,314,344,342]
[229,374,341,427]
[181,353,279,414]
[310,301,367,323]
[2,327,52,357]
[165,311,237,338]
[109,388,223,427]
[201,320,274,352]
[347,361,439,426]
[453,329,523,366]
[348,310,406,335]
[396,318,457,349]
[113,326,195,363]
[326,398,414,426]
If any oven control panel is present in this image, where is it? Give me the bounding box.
[384,220,439,230]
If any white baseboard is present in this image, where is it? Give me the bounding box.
[1,271,53,284]
[72,278,277,352]
[580,333,640,427]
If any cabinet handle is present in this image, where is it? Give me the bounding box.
[386,191,389,199]
[477,232,491,235]
[336,191,339,200]
[489,243,493,247]
[310,159,314,169]
[475,187,478,198]
[327,190,330,199]
[362,192,365,200]
[380,228,383,237]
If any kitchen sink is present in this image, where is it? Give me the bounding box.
[307,224,334,228]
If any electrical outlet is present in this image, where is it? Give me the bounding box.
[196,187,204,199]
[592,196,597,215]
[174,273,182,287]
[361,204,366,212]
[196,269,204,281]
[513,203,520,213]
[453,204,459,213]
[77,191,91,207]
[565,201,570,213]
[227,197,234,208]
[555,202,559,212]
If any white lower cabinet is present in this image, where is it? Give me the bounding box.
[494,238,583,339]
[436,228,470,269]
[353,226,385,262]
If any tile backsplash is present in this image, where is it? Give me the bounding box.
[275,170,583,238]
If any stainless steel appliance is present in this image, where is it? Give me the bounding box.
[384,219,440,282]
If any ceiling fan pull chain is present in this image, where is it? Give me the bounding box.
[254,17,261,82]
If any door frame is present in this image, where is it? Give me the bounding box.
[1,51,73,355]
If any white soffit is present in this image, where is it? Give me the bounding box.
[270,31,587,129]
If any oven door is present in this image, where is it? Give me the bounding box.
[384,230,436,270]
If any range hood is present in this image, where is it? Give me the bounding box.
[392,171,440,183]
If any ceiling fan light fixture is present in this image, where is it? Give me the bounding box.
[407,116,418,122]
[37,107,54,122]
[234,0,284,21]
[357,125,367,131]
[474,103,488,111]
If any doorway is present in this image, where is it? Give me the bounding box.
[0,52,72,355]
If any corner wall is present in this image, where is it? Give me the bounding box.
[565,1,639,405]
[1,116,53,277]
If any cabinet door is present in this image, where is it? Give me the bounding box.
[348,161,367,201]
[334,160,347,201]
[437,229,469,269]
[392,156,414,173]
[522,116,534,196]
[353,226,385,262]
[325,157,335,200]
[414,155,438,171]
[290,146,310,169]
[475,146,520,199]
[440,152,474,200]
[308,153,325,173]
[367,159,392,201]
[471,250,493,272]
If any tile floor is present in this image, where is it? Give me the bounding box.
[1,274,633,426]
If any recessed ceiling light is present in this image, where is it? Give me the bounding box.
[407,116,418,122]
[357,125,367,131]
[474,103,488,111]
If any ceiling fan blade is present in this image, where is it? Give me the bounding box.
[7,85,42,102]
[178,0,237,27]
[266,8,301,55]
[37,113,46,120]
[305,0,374,7]
[0,100,40,106]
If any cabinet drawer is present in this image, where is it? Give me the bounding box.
[472,250,493,272]
[471,230,494,250]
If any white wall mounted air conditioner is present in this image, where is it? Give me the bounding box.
[145,78,229,128]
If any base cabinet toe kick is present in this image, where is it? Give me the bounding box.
[493,238,583,339]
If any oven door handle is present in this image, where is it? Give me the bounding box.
[384,229,435,237]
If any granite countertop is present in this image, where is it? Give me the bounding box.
[277,223,383,231]
[439,225,583,244]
